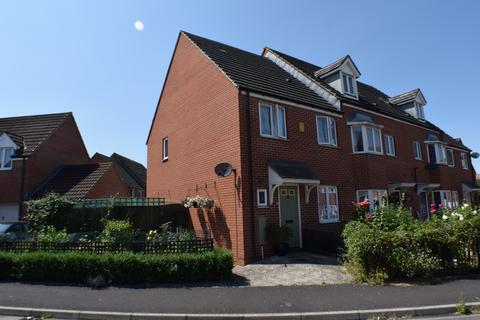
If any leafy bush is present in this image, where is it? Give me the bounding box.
[101,219,135,243]
[25,193,74,232]
[36,226,68,243]
[0,249,233,284]
[343,202,480,283]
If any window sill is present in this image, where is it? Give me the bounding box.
[317,143,338,149]
[0,167,12,171]
[257,205,269,209]
[260,135,288,141]
[352,151,383,156]
[319,220,340,224]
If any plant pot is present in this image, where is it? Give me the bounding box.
[273,242,289,256]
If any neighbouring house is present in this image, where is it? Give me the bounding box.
[91,152,147,197]
[30,162,131,200]
[0,112,90,221]
[147,31,477,265]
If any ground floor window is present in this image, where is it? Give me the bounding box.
[318,186,339,223]
[431,190,459,209]
[356,189,387,211]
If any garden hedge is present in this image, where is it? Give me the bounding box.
[0,249,233,284]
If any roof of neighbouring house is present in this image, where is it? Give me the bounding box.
[91,152,146,191]
[0,112,71,156]
[389,88,423,105]
[182,32,336,112]
[32,163,113,200]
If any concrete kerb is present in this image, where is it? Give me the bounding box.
[1,302,480,320]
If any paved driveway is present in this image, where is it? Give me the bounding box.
[233,251,352,286]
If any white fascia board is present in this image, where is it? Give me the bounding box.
[263,51,341,110]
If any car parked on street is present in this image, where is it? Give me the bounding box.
[0,221,29,241]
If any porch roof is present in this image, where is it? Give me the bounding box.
[268,160,320,204]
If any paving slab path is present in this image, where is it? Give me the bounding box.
[233,251,352,286]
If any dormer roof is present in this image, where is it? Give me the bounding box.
[314,55,361,78]
[0,131,24,149]
[389,88,427,106]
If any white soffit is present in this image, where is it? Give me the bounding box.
[263,50,341,110]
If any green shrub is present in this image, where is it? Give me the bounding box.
[25,193,74,232]
[343,203,480,283]
[0,249,233,284]
[101,219,135,243]
[36,226,68,243]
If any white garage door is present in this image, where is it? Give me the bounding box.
[0,203,19,221]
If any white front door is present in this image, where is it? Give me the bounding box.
[0,203,19,221]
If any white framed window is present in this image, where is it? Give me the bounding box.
[351,125,382,154]
[341,72,357,96]
[384,135,395,156]
[257,189,268,207]
[0,147,14,170]
[259,103,286,139]
[431,190,459,209]
[357,189,387,211]
[426,143,446,164]
[316,116,337,146]
[413,141,422,160]
[318,186,339,223]
[162,137,169,161]
[415,102,425,120]
[461,152,468,170]
[446,148,455,167]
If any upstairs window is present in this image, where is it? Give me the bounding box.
[461,152,469,170]
[351,125,382,154]
[316,116,337,146]
[318,186,339,223]
[341,73,357,96]
[162,137,169,161]
[413,141,422,160]
[415,102,425,120]
[446,148,455,167]
[384,135,395,156]
[0,147,14,170]
[427,143,446,164]
[259,103,287,139]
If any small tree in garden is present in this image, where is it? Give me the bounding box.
[25,193,74,232]
[101,219,136,243]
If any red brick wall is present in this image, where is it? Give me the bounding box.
[147,34,249,264]
[0,114,90,204]
[86,166,130,198]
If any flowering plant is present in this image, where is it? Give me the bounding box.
[183,195,215,209]
[440,202,478,222]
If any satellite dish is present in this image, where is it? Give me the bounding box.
[471,152,480,159]
[214,162,235,177]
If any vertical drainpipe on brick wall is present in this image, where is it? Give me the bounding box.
[18,156,27,218]
[245,90,257,261]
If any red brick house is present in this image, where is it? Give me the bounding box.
[147,32,477,265]
[0,112,137,221]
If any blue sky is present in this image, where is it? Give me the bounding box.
[1,0,479,170]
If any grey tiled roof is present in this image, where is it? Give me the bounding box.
[33,163,113,200]
[0,113,71,156]
[389,89,421,105]
[266,48,469,150]
[268,160,320,181]
[182,32,336,112]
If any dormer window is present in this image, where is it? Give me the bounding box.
[0,147,14,170]
[341,73,357,96]
[415,102,425,120]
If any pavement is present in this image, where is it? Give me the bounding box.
[0,278,480,315]
[233,251,352,286]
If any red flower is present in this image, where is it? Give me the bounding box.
[431,204,436,208]
[439,204,445,208]
[366,213,373,221]
[431,209,438,214]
